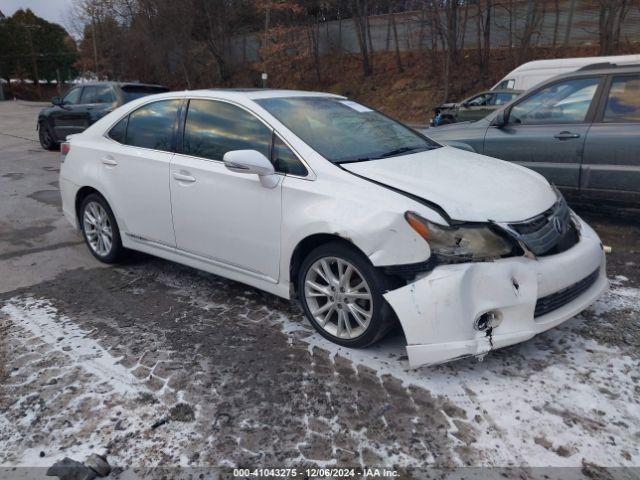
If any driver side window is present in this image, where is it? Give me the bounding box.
[63,88,82,105]
[508,77,600,125]
[467,93,492,107]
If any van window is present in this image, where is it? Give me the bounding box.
[495,79,515,90]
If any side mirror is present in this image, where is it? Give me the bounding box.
[51,96,62,106]
[492,110,507,128]
[223,150,278,188]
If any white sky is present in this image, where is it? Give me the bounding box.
[2,0,74,28]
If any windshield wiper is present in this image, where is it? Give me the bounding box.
[378,146,427,158]
[337,145,436,164]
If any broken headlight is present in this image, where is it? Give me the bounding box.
[405,211,514,263]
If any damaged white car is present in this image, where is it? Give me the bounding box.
[59,89,608,368]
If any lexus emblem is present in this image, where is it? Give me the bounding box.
[552,216,565,234]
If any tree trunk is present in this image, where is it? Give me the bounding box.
[563,0,577,47]
[352,0,372,76]
[391,9,403,72]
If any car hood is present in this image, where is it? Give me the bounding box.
[341,146,556,223]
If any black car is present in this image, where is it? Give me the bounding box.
[37,82,169,150]
[427,63,640,207]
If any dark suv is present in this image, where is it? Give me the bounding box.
[37,82,169,150]
[427,63,640,207]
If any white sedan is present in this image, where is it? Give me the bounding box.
[59,89,607,368]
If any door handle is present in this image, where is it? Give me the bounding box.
[101,156,118,167]
[554,131,581,140]
[173,172,196,183]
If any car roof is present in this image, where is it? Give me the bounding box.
[70,81,168,89]
[510,54,640,73]
[547,63,640,81]
[135,88,345,102]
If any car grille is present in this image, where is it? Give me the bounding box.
[506,198,578,256]
[534,268,600,318]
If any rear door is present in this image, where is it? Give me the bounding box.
[483,76,603,196]
[581,73,640,205]
[100,99,182,247]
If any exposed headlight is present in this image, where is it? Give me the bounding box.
[405,211,514,262]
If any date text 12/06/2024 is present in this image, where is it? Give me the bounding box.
[232,468,400,478]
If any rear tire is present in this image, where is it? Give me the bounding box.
[80,193,125,263]
[38,122,58,151]
[298,241,397,348]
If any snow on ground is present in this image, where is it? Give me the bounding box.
[0,276,638,468]
[0,299,197,468]
[276,279,640,467]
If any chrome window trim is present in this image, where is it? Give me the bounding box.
[102,95,316,181]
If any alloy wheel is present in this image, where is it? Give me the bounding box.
[303,256,373,339]
[83,201,113,257]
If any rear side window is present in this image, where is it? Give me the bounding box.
[603,75,640,123]
[119,99,181,151]
[183,99,272,161]
[122,85,170,103]
[108,116,128,143]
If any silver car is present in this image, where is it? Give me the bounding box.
[427,63,640,207]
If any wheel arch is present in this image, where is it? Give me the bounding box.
[288,233,372,299]
[75,186,105,227]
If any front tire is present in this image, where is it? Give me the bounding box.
[38,122,58,151]
[298,242,397,348]
[80,193,125,263]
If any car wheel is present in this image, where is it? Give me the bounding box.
[38,122,58,151]
[80,193,125,263]
[298,242,397,348]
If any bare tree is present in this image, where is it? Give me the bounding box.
[598,0,633,54]
[351,0,372,76]
[476,0,492,83]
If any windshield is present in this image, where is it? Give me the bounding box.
[256,97,439,163]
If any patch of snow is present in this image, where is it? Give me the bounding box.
[274,281,640,468]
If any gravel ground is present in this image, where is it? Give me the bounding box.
[0,101,638,479]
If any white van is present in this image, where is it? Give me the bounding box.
[492,54,640,91]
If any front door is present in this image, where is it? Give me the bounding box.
[581,73,640,205]
[50,86,86,140]
[170,98,282,281]
[483,77,602,195]
[99,99,181,247]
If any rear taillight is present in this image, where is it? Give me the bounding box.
[60,142,70,161]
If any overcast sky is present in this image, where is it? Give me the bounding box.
[2,0,75,28]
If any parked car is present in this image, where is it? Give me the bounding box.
[492,54,640,91]
[431,89,523,126]
[59,89,607,368]
[428,63,640,207]
[37,82,169,150]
